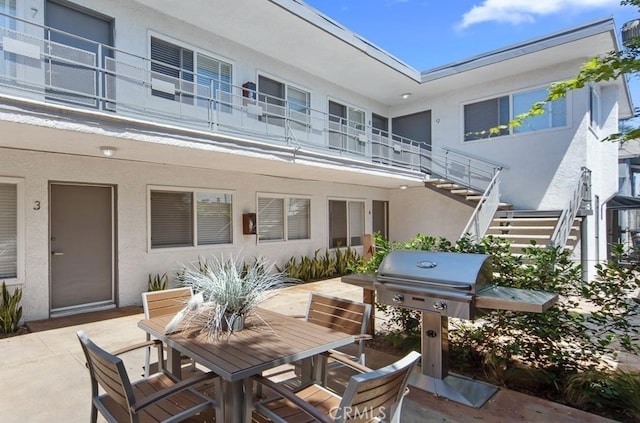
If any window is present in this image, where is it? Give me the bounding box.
[328,101,366,154]
[512,88,566,133]
[150,37,232,109]
[149,188,232,249]
[257,75,310,128]
[0,178,21,280]
[328,199,364,248]
[0,0,17,80]
[464,97,509,141]
[257,195,310,242]
[464,88,567,141]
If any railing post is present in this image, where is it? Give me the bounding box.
[362,233,376,336]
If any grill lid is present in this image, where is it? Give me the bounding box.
[377,250,493,290]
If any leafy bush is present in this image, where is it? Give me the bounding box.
[563,369,640,421]
[0,281,23,334]
[147,273,168,291]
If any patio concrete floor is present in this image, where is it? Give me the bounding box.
[0,278,622,422]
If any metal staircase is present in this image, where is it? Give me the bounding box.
[486,211,581,254]
[419,148,591,255]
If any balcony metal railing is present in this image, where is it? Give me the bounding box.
[0,11,502,187]
[460,170,503,242]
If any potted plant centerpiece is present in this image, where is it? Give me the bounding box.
[166,255,287,339]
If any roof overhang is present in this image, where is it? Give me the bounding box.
[129,2,633,116]
[607,195,640,210]
[417,17,634,119]
[129,0,422,106]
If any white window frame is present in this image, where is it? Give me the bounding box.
[147,185,234,252]
[148,32,234,110]
[327,97,367,154]
[256,193,311,244]
[0,176,24,284]
[256,72,311,127]
[328,198,365,249]
[463,86,570,142]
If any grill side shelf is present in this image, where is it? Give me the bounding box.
[475,286,558,313]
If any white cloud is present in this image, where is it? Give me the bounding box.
[457,0,620,29]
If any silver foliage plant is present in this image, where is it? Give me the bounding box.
[167,254,287,339]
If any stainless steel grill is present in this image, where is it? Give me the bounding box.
[342,249,558,408]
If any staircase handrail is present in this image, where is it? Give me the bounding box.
[441,147,510,171]
[460,169,503,242]
[548,167,592,248]
[422,145,507,194]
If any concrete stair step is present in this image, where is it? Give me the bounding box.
[492,217,560,222]
[450,189,480,195]
[488,225,556,231]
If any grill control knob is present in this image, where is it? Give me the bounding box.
[392,294,405,304]
[433,301,447,311]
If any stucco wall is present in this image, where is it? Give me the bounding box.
[392,60,610,213]
[1,147,392,320]
[389,187,474,244]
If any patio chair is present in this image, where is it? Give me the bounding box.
[252,350,420,423]
[305,292,372,366]
[76,330,220,423]
[142,287,195,377]
[256,292,372,397]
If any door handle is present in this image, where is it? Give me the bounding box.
[51,251,64,256]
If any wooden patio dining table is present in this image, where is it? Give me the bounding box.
[138,307,355,423]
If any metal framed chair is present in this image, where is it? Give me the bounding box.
[142,287,195,377]
[253,351,420,423]
[305,292,372,366]
[76,330,220,423]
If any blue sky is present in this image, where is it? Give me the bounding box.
[305,0,639,111]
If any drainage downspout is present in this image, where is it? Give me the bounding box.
[581,216,589,283]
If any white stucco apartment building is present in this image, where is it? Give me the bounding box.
[0,0,633,320]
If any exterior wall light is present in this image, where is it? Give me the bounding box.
[399,185,408,190]
[401,93,412,99]
[100,146,117,157]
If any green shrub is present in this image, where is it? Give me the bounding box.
[147,273,168,291]
[564,369,640,420]
[0,281,23,334]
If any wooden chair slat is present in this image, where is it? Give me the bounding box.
[76,331,217,423]
[254,352,420,423]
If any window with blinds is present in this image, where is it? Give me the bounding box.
[150,37,232,110]
[513,88,566,134]
[197,192,232,245]
[287,198,310,240]
[150,189,233,249]
[328,199,364,248]
[464,87,568,141]
[464,96,509,141]
[0,0,17,79]
[0,183,17,279]
[258,197,284,241]
[258,196,310,242]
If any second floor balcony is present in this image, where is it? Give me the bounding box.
[0,11,501,192]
